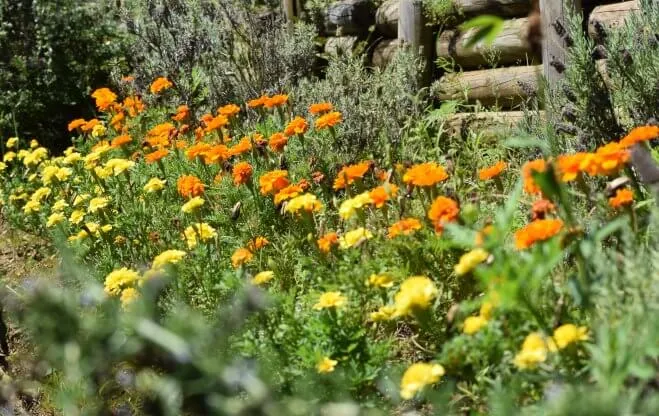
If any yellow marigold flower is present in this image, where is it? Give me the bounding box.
[120,287,139,306]
[104,267,140,296]
[400,363,445,400]
[150,77,173,94]
[31,187,51,202]
[339,191,372,220]
[94,166,112,179]
[72,194,90,207]
[284,193,323,214]
[552,324,588,349]
[316,357,338,374]
[403,162,449,187]
[46,212,65,228]
[0,161,6,173]
[454,248,489,276]
[104,158,135,176]
[367,274,394,288]
[231,247,253,268]
[23,199,41,214]
[480,301,495,320]
[88,197,109,213]
[144,178,166,193]
[69,210,85,225]
[17,149,29,160]
[91,123,107,138]
[313,291,347,310]
[339,227,373,249]
[29,139,39,149]
[62,152,82,165]
[52,199,69,212]
[3,151,16,162]
[513,332,553,370]
[152,250,187,269]
[6,137,18,148]
[369,305,396,321]
[393,276,438,317]
[184,223,217,249]
[251,271,275,285]
[23,147,49,167]
[463,315,488,335]
[181,196,205,213]
[68,230,89,242]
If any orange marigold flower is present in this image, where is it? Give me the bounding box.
[91,88,117,111]
[531,199,556,220]
[218,104,240,117]
[263,94,288,109]
[268,132,289,152]
[619,125,659,148]
[81,119,100,133]
[68,118,86,131]
[232,161,253,185]
[317,232,339,253]
[175,139,188,149]
[388,218,423,238]
[427,196,459,233]
[123,96,145,117]
[274,184,304,205]
[146,123,175,148]
[608,188,634,209]
[248,237,269,251]
[403,162,449,187]
[204,114,229,133]
[514,218,564,250]
[259,170,290,195]
[309,102,333,115]
[111,134,132,148]
[177,175,205,198]
[478,161,507,181]
[315,111,342,130]
[369,184,399,208]
[231,247,253,268]
[201,144,230,165]
[333,161,371,190]
[284,116,309,136]
[556,153,588,182]
[172,105,190,122]
[150,77,173,94]
[522,159,547,194]
[145,149,169,164]
[229,137,253,157]
[186,142,212,161]
[121,75,135,83]
[247,95,268,108]
[593,142,629,175]
[110,112,125,130]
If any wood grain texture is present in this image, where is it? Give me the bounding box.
[398,0,433,85]
[446,110,545,136]
[375,0,399,38]
[324,36,361,57]
[588,1,640,43]
[370,38,401,69]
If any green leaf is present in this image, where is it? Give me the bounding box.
[460,15,505,48]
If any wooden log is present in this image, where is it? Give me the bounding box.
[324,36,361,58]
[370,38,401,69]
[541,0,582,84]
[398,0,433,86]
[455,0,532,17]
[588,1,640,43]
[436,17,538,69]
[375,0,399,38]
[445,110,545,137]
[282,0,296,28]
[434,65,541,108]
[324,0,376,36]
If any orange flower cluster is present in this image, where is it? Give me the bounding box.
[177,175,205,199]
[146,123,175,148]
[110,112,125,130]
[403,162,449,187]
[231,247,253,268]
[427,196,459,233]
[478,161,506,181]
[317,232,339,253]
[228,137,252,157]
[218,104,240,117]
[145,149,170,164]
[309,102,333,115]
[369,184,398,208]
[247,95,268,108]
[315,111,342,130]
[619,125,659,147]
[333,161,371,190]
[91,88,117,111]
[388,218,423,238]
[259,170,290,195]
[81,119,100,133]
[203,114,229,133]
[232,161,253,185]
[531,199,556,220]
[514,219,563,250]
[274,184,304,205]
[111,134,132,148]
[522,159,547,194]
[268,132,289,152]
[608,188,633,209]
[150,77,173,94]
[284,116,308,136]
[123,96,145,117]
[68,118,87,131]
[264,94,289,109]
[248,236,270,251]
[172,105,190,122]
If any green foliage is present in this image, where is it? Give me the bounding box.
[0,0,125,151]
